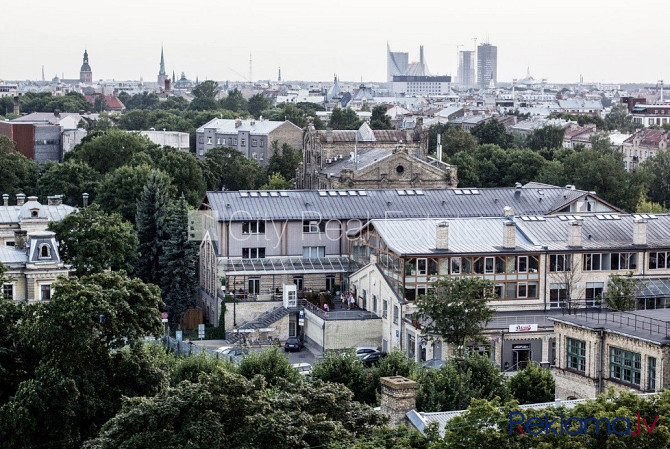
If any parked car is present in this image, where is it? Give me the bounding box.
[284,337,304,352]
[360,351,387,366]
[215,346,248,362]
[355,346,379,358]
[292,362,312,377]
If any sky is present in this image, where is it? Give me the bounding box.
[1,0,668,84]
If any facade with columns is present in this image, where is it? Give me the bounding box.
[348,213,670,371]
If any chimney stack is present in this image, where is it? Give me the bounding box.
[2,194,8,207]
[13,95,20,115]
[633,218,647,246]
[436,222,449,250]
[47,195,62,206]
[567,220,583,247]
[503,221,516,249]
[14,230,27,250]
[82,193,89,208]
[16,193,25,206]
[503,206,514,217]
[380,376,417,428]
[235,118,242,128]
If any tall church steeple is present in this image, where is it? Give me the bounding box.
[159,46,166,76]
[157,46,168,89]
[79,49,92,84]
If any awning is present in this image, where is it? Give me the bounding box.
[221,256,357,276]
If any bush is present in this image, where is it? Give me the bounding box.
[507,362,555,404]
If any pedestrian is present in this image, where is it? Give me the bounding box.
[349,294,355,310]
[341,292,346,307]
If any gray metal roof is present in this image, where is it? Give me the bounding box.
[367,217,538,255]
[0,246,27,264]
[196,118,297,135]
[0,201,77,224]
[203,184,615,222]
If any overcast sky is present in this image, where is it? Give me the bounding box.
[1,0,667,84]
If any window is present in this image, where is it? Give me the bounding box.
[303,246,325,258]
[417,285,427,298]
[228,137,232,145]
[207,137,212,145]
[383,300,388,318]
[585,282,604,307]
[517,282,527,298]
[649,357,657,391]
[40,284,51,301]
[649,252,670,270]
[198,136,204,144]
[451,257,461,274]
[242,247,265,259]
[259,139,264,147]
[372,294,377,313]
[241,138,246,147]
[5,241,14,246]
[242,221,265,234]
[216,138,221,145]
[417,259,427,275]
[567,338,586,372]
[393,305,399,324]
[248,278,260,295]
[611,252,637,270]
[583,253,602,271]
[251,139,257,147]
[39,244,51,259]
[233,138,237,145]
[303,220,325,233]
[550,254,572,272]
[550,283,568,308]
[517,256,528,273]
[293,276,303,291]
[2,284,13,301]
[326,275,335,292]
[485,257,494,274]
[610,347,641,386]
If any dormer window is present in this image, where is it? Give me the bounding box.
[39,244,51,259]
[31,209,39,218]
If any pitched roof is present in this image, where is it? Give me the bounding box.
[0,200,77,224]
[196,118,296,135]
[203,184,621,222]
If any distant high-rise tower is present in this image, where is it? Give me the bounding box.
[278,66,282,82]
[157,45,168,88]
[476,43,497,89]
[387,42,409,82]
[458,50,475,88]
[79,49,92,84]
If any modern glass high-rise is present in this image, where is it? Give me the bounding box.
[458,50,475,88]
[477,43,497,89]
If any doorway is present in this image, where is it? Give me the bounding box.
[512,344,531,370]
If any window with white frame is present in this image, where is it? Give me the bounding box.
[242,247,266,259]
[610,347,641,386]
[382,300,388,318]
[39,244,51,259]
[302,246,325,258]
[649,252,670,270]
[451,257,461,274]
[550,283,568,308]
[517,256,528,273]
[303,220,325,233]
[40,284,51,301]
[242,221,265,234]
[417,259,427,276]
[393,305,399,324]
[583,253,602,271]
[585,282,604,307]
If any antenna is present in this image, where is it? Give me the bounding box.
[249,53,253,84]
[41,65,45,82]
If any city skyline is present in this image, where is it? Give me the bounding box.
[1,0,669,84]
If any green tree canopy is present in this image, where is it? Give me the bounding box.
[247,93,272,119]
[525,125,566,151]
[48,204,138,276]
[203,147,265,191]
[370,104,393,130]
[260,172,292,190]
[470,119,514,149]
[507,362,555,404]
[603,272,639,311]
[0,142,39,196]
[265,141,301,181]
[605,104,640,133]
[329,107,363,130]
[220,88,248,113]
[37,160,101,206]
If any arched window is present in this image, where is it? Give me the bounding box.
[40,244,51,259]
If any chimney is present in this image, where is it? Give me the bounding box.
[27,196,38,202]
[633,218,647,246]
[567,220,583,247]
[164,78,171,91]
[326,128,333,144]
[515,182,522,192]
[14,230,27,251]
[16,193,25,206]
[503,221,516,249]
[2,194,8,207]
[47,195,62,206]
[13,95,20,115]
[82,192,89,208]
[235,118,242,128]
[380,376,417,428]
[503,206,514,217]
[436,222,449,250]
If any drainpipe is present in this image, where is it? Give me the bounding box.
[597,328,604,394]
[500,330,505,372]
[543,247,549,312]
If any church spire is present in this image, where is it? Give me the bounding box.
[159,45,166,76]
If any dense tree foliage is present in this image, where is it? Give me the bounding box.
[261,102,325,128]
[0,142,39,196]
[0,91,91,114]
[37,160,101,205]
[507,362,555,404]
[470,119,514,149]
[203,146,265,191]
[48,204,138,276]
[370,104,393,130]
[220,88,248,113]
[247,93,272,119]
[265,141,301,182]
[329,107,363,130]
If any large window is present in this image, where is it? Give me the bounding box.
[302,246,325,258]
[383,300,388,319]
[610,347,641,386]
[2,284,13,301]
[649,357,657,391]
[303,220,325,233]
[585,282,604,307]
[550,283,568,308]
[40,284,51,301]
[567,338,586,372]
[649,252,670,270]
[583,253,602,271]
[550,254,572,272]
[611,252,637,270]
[393,305,399,325]
[242,247,266,259]
[242,221,265,234]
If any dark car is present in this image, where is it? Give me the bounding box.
[360,351,387,366]
[284,337,303,352]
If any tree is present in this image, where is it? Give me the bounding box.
[640,150,670,208]
[636,192,669,213]
[311,350,375,404]
[84,369,386,449]
[415,353,507,412]
[159,196,198,327]
[329,107,362,130]
[136,170,173,286]
[413,277,495,354]
[265,141,301,181]
[605,104,640,133]
[440,126,478,156]
[220,88,248,112]
[0,142,39,196]
[470,119,514,149]
[48,204,138,276]
[150,148,206,207]
[37,160,101,206]
[603,273,639,311]
[247,93,272,119]
[525,125,566,151]
[236,347,301,386]
[370,105,393,130]
[507,363,555,404]
[260,172,292,190]
[203,147,265,191]
[0,272,164,449]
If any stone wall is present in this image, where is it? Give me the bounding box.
[303,308,382,350]
[224,300,279,330]
[380,376,417,428]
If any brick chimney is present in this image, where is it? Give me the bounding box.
[47,195,63,206]
[436,222,449,250]
[14,230,27,250]
[503,221,516,249]
[568,220,583,247]
[380,376,418,428]
[235,118,242,128]
[2,194,8,207]
[16,194,25,206]
[503,206,514,217]
[633,218,647,246]
[13,95,20,115]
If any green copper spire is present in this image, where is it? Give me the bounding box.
[159,45,166,76]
